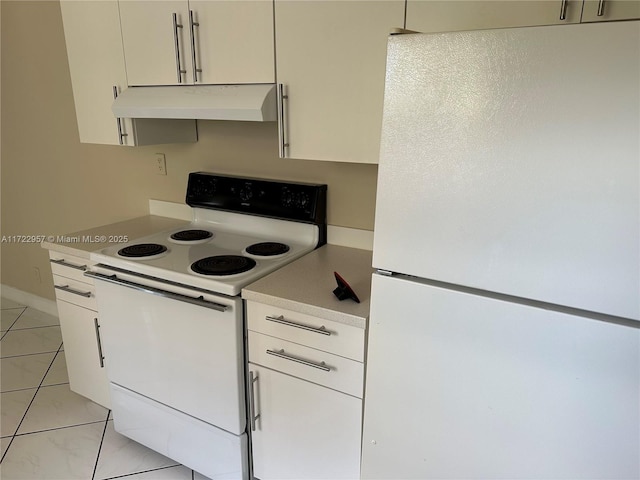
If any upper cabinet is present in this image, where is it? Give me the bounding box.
[60,0,134,145]
[581,0,640,22]
[61,0,197,146]
[275,1,405,164]
[406,1,639,33]
[61,1,637,151]
[118,0,275,86]
[406,1,582,33]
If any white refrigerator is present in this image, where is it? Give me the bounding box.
[362,21,639,479]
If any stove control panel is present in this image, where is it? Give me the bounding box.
[186,172,327,225]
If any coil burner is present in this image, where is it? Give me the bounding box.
[245,242,290,257]
[118,243,168,258]
[170,229,213,242]
[191,255,257,276]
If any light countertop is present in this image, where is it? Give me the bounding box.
[43,218,373,328]
[41,215,189,259]
[242,244,373,329]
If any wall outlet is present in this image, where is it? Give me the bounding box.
[155,153,167,175]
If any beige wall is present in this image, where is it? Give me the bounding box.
[0,1,378,300]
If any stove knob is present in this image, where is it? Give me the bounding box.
[240,185,253,202]
[281,188,294,207]
[297,192,310,209]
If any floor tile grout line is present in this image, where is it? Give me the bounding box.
[92,413,111,480]
[4,324,61,332]
[1,306,72,468]
[1,382,69,395]
[0,306,25,340]
[9,340,64,442]
[0,435,14,463]
[1,349,62,360]
[13,418,110,438]
[1,319,63,359]
[0,307,49,464]
[0,305,28,463]
[1,323,62,355]
[100,464,185,480]
[0,350,60,360]
[0,303,28,311]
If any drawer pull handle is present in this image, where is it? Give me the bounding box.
[265,315,331,336]
[54,285,92,298]
[94,317,105,368]
[249,371,260,431]
[50,259,87,271]
[266,348,331,372]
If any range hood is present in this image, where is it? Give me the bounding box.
[112,84,277,122]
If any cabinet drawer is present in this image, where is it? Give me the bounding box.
[246,301,365,362]
[49,252,94,284]
[53,274,97,311]
[248,331,364,398]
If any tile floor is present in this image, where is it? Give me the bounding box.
[1,297,208,480]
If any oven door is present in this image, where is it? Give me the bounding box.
[87,267,246,436]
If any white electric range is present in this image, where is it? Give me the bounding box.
[85,172,327,480]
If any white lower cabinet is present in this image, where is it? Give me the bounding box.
[49,251,111,409]
[55,301,111,409]
[248,364,362,480]
[246,301,366,480]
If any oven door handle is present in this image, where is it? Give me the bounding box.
[84,271,229,312]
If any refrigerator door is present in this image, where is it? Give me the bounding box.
[361,273,639,479]
[373,21,639,320]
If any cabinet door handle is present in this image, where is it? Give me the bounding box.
[277,84,290,158]
[265,315,331,336]
[173,13,187,83]
[559,0,568,20]
[597,0,606,16]
[50,258,87,271]
[112,86,128,145]
[94,318,105,368]
[249,370,260,432]
[54,285,92,298]
[266,348,331,372]
[189,10,202,83]
[248,371,260,431]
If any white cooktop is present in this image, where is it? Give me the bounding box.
[90,209,320,297]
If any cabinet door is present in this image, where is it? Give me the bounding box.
[406,0,581,33]
[249,364,362,480]
[582,0,640,21]
[119,0,190,85]
[188,0,274,84]
[275,1,404,163]
[60,0,135,145]
[56,301,111,409]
